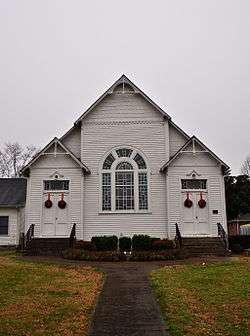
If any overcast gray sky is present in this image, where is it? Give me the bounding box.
[0,0,249,174]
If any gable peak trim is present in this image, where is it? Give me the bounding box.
[74,74,171,124]
[160,135,229,172]
[21,137,90,176]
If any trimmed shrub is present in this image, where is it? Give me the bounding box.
[231,243,244,254]
[91,236,118,251]
[229,235,250,250]
[74,240,93,251]
[132,235,152,251]
[151,239,175,251]
[63,249,125,261]
[130,249,187,261]
[119,237,132,251]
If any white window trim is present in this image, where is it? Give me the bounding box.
[43,179,70,192]
[0,215,9,236]
[99,148,151,214]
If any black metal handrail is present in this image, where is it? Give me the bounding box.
[217,222,229,250]
[175,223,182,248]
[69,223,76,247]
[20,224,34,249]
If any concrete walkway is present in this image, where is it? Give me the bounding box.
[88,262,169,336]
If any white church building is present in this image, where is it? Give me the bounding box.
[1,75,230,246]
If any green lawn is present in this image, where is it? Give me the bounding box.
[150,258,250,336]
[0,252,104,336]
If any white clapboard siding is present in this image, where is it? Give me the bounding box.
[83,173,167,240]
[61,127,81,158]
[81,92,169,240]
[26,153,84,240]
[84,93,163,121]
[167,152,227,239]
[169,124,188,156]
[0,208,19,245]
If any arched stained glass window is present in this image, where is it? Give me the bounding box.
[101,148,149,212]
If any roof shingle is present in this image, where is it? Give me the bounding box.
[0,178,27,207]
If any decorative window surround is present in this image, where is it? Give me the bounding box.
[100,147,150,213]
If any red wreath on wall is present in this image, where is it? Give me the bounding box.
[44,193,53,208]
[198,192,206,208]
[184,192,193,208]
[58,193,67,209]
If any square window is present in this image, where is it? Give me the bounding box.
[0,216,9,235]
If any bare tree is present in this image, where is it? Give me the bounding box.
[0,142,38,177]
[241,155,250,176]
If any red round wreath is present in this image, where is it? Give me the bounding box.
[58,193,66,209]
[184,192,193,208]
[198,192,206,208]
[45,193,52,208]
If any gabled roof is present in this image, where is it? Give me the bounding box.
[0,178,27,208]
[160,135,230,172]
[21,137,90,176]
[74,74,171,124]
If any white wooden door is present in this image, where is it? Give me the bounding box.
[181,192,209,236]
[42,193,69,237]
[55,194,69,236]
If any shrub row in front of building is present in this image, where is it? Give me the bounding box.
[63,235,184,261]
[75,235,175,252]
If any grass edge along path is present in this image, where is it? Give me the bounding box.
[150,258,250,336]
[0,252,104,336]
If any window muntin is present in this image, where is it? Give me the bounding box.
[0,216,8,235]
[181,179,207,190]
[116,148,133,158]
[101,148,149,212]
[102,173,111,211]
[44,180,69,191]
[139,172,148,210]
[115,171,134,210]
[134,153,146,169]
[103,153,115,169]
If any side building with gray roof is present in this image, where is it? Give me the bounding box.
[0,178,27,246]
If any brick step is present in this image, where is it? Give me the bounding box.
[182,242,224,247]
[183,244,225,249]
[25,238,70,256]
[182,237,222,242]
[181,237,227,257]
[182,238,224,245]
[185,252,227,257]
[183,249,226,254]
